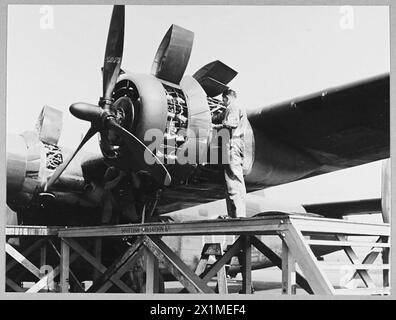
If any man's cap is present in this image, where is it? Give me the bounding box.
[222,88,237,98]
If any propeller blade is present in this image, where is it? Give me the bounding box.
[70,102,103,124]
[44,127,98,191]
[103,5,125,100]
[106,119,171,186]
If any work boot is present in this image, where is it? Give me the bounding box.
[217,215,234,220]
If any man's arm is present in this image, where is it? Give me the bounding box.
[222,105,240,129]
[212,110,225,124]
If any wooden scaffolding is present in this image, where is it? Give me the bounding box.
[5,213,391,295]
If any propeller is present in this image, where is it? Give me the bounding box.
[45,5,171,191]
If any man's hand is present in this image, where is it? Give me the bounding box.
[212,124,223,130]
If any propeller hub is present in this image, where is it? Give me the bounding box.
[99,96,135,159]
[99,97,114,112]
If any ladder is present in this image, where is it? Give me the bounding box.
[194,243,228,294]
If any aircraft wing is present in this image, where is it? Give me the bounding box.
[303,198,382,218]
[248,73,390,176]
[157,74,390,215]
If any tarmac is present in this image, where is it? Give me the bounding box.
[164,262,385,295]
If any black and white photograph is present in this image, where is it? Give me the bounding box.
[4,4,391,299]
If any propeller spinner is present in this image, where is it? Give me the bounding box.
[45,5,171,191]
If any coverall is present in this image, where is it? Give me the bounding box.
[213,102,248,218]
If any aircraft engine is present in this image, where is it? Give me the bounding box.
[6,106,91,210]
[102,64,255,184]
[99,72,214,182]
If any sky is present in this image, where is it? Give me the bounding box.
[6,5,390,204]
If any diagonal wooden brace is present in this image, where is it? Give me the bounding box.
[250,236,313,294]
[96,248,144,293]
[87,237,143,293]
[201,236,243,283]
[61,238,134,293]
[143,235,214,293]
[6,277,25,292]
[343,236,388,287]
[6,239,46,273]
[282,226,334,295]
[26,252,79,293]
[336,235,376,288]
[6,243,42,280]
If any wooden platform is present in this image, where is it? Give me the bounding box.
[7,215,389,237]
[5,213,391,295]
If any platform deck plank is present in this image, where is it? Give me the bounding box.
[44,214,390,238]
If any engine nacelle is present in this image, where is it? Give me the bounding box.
[100,73,209,182]
[6,107,89,210]
[100,71,254,185]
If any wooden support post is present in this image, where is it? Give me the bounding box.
[382,246,390,288]
[40,243,47,270]
[39,242,52,292]
[213,244,228,294]
[48,240,85,293]
[240,236,252,294]
[145,247,160,294]
[281,240,296,295]
[60,239,70,293]
[39,243,49,291]
[216,257,228,294]
[93,238,102,282]
[143,236,214,293]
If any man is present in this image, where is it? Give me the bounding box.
[212,89,247,218]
